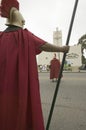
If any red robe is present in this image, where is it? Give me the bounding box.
[0,28,46,130]
[50,58,60,79]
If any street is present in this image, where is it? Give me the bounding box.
[39,72,86,130]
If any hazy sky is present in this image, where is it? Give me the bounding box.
[0,0,86,46]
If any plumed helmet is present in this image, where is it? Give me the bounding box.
[0,0,19,18]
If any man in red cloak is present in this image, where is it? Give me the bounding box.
[0,0,69,130]
[50,53,61,82]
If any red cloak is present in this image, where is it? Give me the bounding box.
[50,58,60,79]
[0,28,46,130]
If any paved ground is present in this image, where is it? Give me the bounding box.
[39,72,86,130]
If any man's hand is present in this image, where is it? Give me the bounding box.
[61,46,70,53]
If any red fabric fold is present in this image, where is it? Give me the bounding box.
[0,29,45,130]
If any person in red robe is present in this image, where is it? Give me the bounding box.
[0,0,69,130]
[50,53,61,82]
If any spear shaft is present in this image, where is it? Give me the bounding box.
[46,0,79,130]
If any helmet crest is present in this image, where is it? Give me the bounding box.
[0,0,19,18]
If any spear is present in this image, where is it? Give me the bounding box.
[46,0,79,130]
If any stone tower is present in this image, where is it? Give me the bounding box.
[37,27,62,66]
[53,27,62,61]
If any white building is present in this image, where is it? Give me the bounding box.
[37,28,82,71]
[37,28,62,66]
[66,44,82,71]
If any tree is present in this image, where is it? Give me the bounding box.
[78,34,86,64]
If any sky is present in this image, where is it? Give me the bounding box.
[0,0,86,46]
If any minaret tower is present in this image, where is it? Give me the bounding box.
[53,27,62,60]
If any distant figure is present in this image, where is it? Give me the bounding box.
[50,53,61,82]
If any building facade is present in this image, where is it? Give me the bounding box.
[37,28,82,71]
